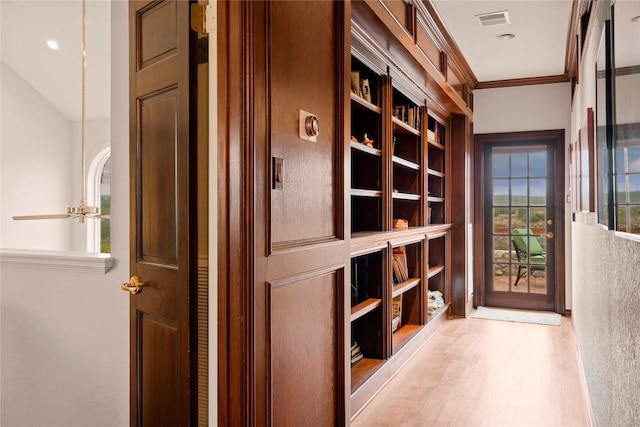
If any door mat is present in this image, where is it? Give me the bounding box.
[471,306,561,326]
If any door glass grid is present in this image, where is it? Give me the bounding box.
[491,147,548,294]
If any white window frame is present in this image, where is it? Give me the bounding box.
[86,147,111,253]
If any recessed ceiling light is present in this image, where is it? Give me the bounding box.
[631,15,640,23]
[47,40,59,50]
[496,33,515,40]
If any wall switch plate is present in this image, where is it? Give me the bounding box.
[273,157,284,189]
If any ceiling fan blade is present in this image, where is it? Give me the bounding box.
[12,213,72,221]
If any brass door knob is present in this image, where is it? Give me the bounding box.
[546,232,555,239]
[121,276,145,295]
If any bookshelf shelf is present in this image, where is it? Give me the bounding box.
[427,138,445,151]
[391,277,420,298]
[351,141,382,157]
[351,358,385,393]
[428,265,445,278]
[351,92,382,114]
[427,168,444,178]
[392,116,420,136]
[391,324,421,353]
[352,189,382,198]
[351,298,382,322]
[392,155,420,170]
[393,192,421,201]
[427,196,444,203]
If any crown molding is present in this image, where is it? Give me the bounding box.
[475,74,570,90]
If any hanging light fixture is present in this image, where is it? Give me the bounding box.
[13,0,105,224]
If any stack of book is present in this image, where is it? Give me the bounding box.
[427,122,443,144]
[350,70,372,103]
[351,342,364,365]
[392,295,403,332]
[393,105,420,130]
[392,246,409,284]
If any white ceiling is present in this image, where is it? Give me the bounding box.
[1,0,111,122]
[431,0,573,82]
[0,0,582,121]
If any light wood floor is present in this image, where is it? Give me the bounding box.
[351,314,591,427]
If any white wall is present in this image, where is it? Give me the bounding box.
[1,61,73,251]
[570,1,640,425]
[473,82,574,308]
[0,1,129,425]
[474,83,572,134]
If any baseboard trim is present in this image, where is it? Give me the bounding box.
[572,320,597,427]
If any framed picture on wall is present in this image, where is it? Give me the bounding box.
[595,19,614,228]
[612,0,640,234]
[570,140,579,218]
[579,107,595,212]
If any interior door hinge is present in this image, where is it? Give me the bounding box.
[191,3,215,34]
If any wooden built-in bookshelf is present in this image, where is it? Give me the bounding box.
[349,49,453,407]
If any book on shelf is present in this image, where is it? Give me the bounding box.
[351,341,364,365]
[392,246,409,282]
[351,342,361,357]
[351,71,361,96]
[360,79,371,103]
[408,108,414,128]
[392,294,403,332]
[392,257,402,284]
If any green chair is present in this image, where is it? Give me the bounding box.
[511,228,546,286]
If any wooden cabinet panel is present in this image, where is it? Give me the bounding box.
[269,1,338,248]
[248,1,349,424]
[382,0,411,34]
[447,63,464,99]
[415,17,441,72]
[269,271,341,426]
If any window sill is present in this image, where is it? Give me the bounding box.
[0,249,116,274]
[614,231,640,244]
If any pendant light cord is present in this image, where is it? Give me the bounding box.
[81,0,86,204]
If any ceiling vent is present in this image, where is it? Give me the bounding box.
[476,10,511,27]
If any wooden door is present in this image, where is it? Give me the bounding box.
[127,1,197,425]
[475,130,565,313]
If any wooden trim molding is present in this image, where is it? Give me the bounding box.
[416,0,478,88]
[476,76,570,89]
[476,74,570,90]
[0,249,116,274]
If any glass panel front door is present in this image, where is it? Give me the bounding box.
[484,143,556,311]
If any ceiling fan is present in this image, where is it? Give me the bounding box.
[12,0,106,224]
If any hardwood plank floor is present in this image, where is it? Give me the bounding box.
[351,315,591,427]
